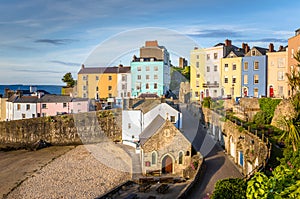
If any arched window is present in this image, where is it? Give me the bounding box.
[178,151,183,164]
[152,151,157,165]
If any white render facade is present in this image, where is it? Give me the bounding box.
[117,72,131,98]
[6,101,37,121]
[203,45,224,98]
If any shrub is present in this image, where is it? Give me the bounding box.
[212,178,247,199]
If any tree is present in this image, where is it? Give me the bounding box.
[212,178,247,199]
[62,72,75,87]
[278,117,300,152]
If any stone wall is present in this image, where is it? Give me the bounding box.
[202,107,270,176]
[271,99,297,130]
[0,110,122,150]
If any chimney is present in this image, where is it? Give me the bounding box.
[269,43,274,52]
[279,45,284,51]
[194,46,198,50]
[225,39,232,46]
[118,64,123,67]
[242,43,246,50]
[81,64,85,69]
[245,44,250,53]
[145,40,158,47]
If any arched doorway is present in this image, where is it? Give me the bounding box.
[243,87,248,97]
[162,155,173,174]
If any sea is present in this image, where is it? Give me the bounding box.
[0,85,63,95]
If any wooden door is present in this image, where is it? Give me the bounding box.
[162,155,173,174]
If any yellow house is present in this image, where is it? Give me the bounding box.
[77,65,128,99]
[0,97,7,121]
[266,47,289,98]
[221,50,244,100]
[190,47,205,102]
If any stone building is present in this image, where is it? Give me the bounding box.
[139,115,192,176]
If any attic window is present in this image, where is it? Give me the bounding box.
[252,50,256,56]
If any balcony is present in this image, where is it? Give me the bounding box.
[202,82,219,88]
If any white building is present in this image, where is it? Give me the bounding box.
[6,95,38,121]
[122,100,182,145]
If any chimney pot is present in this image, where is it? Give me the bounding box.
[225,39,232,46]
[81,64,85,69]
[269,43,274,52]
[279,45,284,51]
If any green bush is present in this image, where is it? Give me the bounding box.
[202,97,212,108]
[212,178,247,199]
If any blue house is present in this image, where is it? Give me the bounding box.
[131,41,170,98]
[241,46,268,98]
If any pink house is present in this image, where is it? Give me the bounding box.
[37,95,90,117]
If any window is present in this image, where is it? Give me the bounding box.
[224,76,228,83]
[146,75,150,80]
[108,93,112,98]
[196,55,199,59]
[291,49,294,58]
[136,83,141,90]
[254,88,259,97]
[232,76,236,84]
[122,75,127,81]
[154,83,158,89]
[254,75,259,84]
[278,86,284,96]
[82,75,87,80]
[22,114,26,119]
[178,151,183,164]
[206,54,210,60]
[108,76,112,80]
[83,93,86,98]
[214,53,218,59]
[42,104,47,109]
[32,114,35,118]
[196,73,200,78]
[154,66,158,71]
[278,58,285,68]
[63,103,67,108]
[244,62,248,71]
[232,63,237,70]
[170,116,175,123]
[26,104,30,110]
[122,84,126,89]
[214,81,218,85]
[254,61,259,70]
[96,76,99,81]
[278,71,284,80]
[196,62,199,68]
[207,66,210,72]
[137,66,141,71]
[214,65,217,72]
[128,123,131,129]
[252,50,256,56]
[83,85,86,90]
[224,64,228,71]
[151,152,157,165]
[108,86,112,90]
[244,75,248,84]
[196,80,199,87]
[137,75,141,80]
[154,74,158,79]
[146,83,149,89]
[146,66,150,71]
[17,104,21,110]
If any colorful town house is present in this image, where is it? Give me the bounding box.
[266,45,288,98]
[77,64,130,100]
[131,41,171,98]
[242,46,268,98]
[6,95,38,120]
[190,39,237,101]
[287,28,300,97]
[221,48,245,100]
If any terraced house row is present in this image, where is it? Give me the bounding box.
[190,28,300,101]
[76,40,170,102]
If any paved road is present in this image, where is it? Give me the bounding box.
[180,104,243,199]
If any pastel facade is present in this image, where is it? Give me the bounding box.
[131,41,170,98]
[190,47,205,101]
[77,65,131,100]
[266,48,288,98]
[242,47,268,98]
[221,50,244,99]
[0,98,7,121]
[6,95,38,121]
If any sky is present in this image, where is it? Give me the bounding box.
[0,0,299,85]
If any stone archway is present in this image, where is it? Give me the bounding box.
[162,155,173,174]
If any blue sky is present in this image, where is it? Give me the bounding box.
[0,0,299,85]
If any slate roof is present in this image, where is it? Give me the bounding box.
[138,93,160,99]
[78,66,130,74]
[139,115,165,146]
[7,94,38,103]
[226,48,245,58]
[253,46,269,55]
[133,99,161,113]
